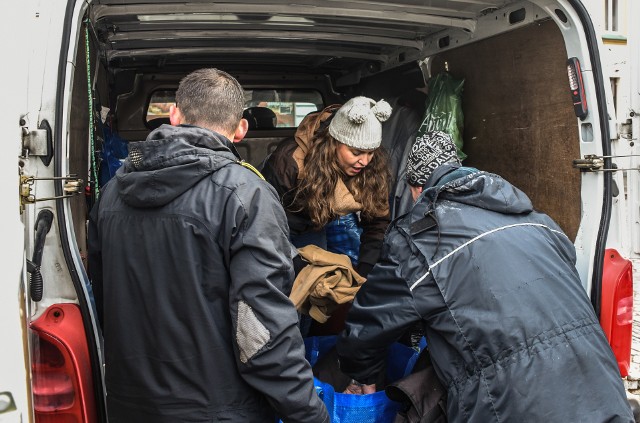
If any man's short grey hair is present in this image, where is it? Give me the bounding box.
[175,68,244,135]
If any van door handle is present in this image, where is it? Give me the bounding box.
[26,210,54,302]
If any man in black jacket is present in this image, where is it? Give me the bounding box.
[88,68,328,423]
[337,131,634,422]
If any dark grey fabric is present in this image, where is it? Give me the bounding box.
[88,124,328,423]
[338,171,634,422]
[379,98,422,220]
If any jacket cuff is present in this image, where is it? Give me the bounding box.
[356,262,373,278]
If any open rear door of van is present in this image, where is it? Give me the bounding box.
[0,4,33,422]
[4,0,107,421]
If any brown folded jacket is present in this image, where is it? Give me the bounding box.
[289,245,366,323]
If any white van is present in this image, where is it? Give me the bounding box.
[1,0,637,421]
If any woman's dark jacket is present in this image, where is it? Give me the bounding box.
[337,167,634,422]
[88,125,328,423]
[261,133,389,276]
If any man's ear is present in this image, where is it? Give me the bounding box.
[169,104,184,126]
[232,118,249,143]
[410,185,423,202]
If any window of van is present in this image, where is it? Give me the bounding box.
[146,89,323,128]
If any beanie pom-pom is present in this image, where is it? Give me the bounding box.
[372,100,392,122]
[346,103,370,124]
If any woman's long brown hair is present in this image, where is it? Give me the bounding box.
[292,128,390,228]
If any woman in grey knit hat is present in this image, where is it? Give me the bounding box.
[261,96,393,334]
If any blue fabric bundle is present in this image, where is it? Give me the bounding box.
[325,213,362,266]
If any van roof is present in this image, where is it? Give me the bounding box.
[90,0,518,80]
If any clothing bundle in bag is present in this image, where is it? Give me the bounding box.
[304,336,422,423]
[325,213,363,266]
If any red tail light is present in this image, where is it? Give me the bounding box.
[30,304,97,422]
[600,249,633,377]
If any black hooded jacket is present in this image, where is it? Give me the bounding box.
[88,125,328,423]
[337,167,633,422]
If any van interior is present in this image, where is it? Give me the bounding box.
[19,3,623,420]
[69,0,582,302]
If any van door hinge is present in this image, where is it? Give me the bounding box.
[20,175,84,212]
[572,154,640,172]
[20,118,54,166]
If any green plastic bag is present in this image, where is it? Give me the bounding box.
[417,72,466,160]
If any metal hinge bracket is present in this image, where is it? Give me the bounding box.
[572,154,640,172]
[20,175,84,211]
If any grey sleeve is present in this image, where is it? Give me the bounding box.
[337,228,423,384]
[225,179,329,423]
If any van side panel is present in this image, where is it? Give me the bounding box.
[434,19,581,240]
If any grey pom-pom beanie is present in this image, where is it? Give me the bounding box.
[328,96,392,150]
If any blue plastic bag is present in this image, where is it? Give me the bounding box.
[329,382,399,423]
[303,336,421,423]
[98,124,129,187]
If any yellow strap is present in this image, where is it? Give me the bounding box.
[238,161,265,180]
